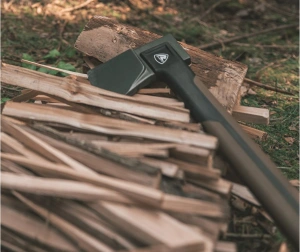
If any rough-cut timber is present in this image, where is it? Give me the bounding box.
[75,15,248,113]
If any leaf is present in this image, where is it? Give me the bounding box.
[284,137,295,145]
[288,126,297,131]
[38,67,58,76]
[22,53,36,70]
[44,49,60,60]
[1,98,10,103]
[56,61,76,76]
[65,47,77,58]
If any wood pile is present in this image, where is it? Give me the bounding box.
[1,16,272,252]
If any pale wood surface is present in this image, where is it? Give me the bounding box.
[3,101,218,149]
[1,63,190,122]
[232,105,270,125]
[74,15,248,113]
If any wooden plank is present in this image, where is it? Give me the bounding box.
[25,127,159,186]
[132,94,185,108]
[161,194,224,218]
[1,203,78,252]
[59,202,137,250]
[74,15,248,113]
[188,178,232,197]
[1,172,134,204]
[1,63,190,123]
[231,182,260,206]
[2,101,218,149]
[2,119,99,176]
[232,105,269,125]
[167,158,221,181]
[239,124,267,141]
[214,241,237,252]
[1,153,164,207]
[169,145,210,164]
[140,158,181,178]
[90,202,207,249]
[11,90,40,102]
[13,192,115,252]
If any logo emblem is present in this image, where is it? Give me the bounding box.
[154,53,169,64]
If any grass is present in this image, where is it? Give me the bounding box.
[1,0,299,250]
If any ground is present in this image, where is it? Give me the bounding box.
[1,0,299,251]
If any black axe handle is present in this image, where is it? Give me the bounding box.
[141,43,299,248]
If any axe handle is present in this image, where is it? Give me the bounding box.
[141,43,299,248]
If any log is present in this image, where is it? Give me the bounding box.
[232,105,269,125]
[74,15,248,113]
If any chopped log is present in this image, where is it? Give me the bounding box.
[74,15,248,113]
[3,101,218,149]
[2,119,99,176]
[231,182,260,206]
[1,172,134,204]
[1,203,78,252]
[23,127,161,186]
[140,158,181,178]
[89,202,207,249]
[215,241,237,252]
[57,201,137,250]
[182,183,221,202]
[239,124,267,141]
[13,192,115,252]
[188,178,232,197]
[167,158,221,181]
[132,94,185,108]
[169,145,211,164]
[11,90,40,102]
[1,153,164,207]
[1,63,190,123]
[232,105,269,125]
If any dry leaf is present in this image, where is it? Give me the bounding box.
[288,126,297,131]
[284,137,295,144]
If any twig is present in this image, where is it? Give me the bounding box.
[60,0,95,13]
[199,23,298,50]
[232,42,298,50]
[225,233,271,239]
[199,0,231,20]
[244,78,295,96]
[21,59,88,78]
[264,2,299,17]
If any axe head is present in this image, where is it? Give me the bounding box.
[87,34,191,95]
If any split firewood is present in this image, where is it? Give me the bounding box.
[2,203,79,252]
[3,101,218,149]
[14,192,115,252]
[1,63,190,123]
[232,105,270,125]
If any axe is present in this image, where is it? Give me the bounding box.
[87,34,299,247]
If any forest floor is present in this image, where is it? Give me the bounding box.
[1,0,299,251]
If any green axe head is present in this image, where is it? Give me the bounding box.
[87,34,191,95]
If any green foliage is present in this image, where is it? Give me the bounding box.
[21,53,36,70]
[56,61,76,76]
[43,49,60,60]
[1,97,10,103]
